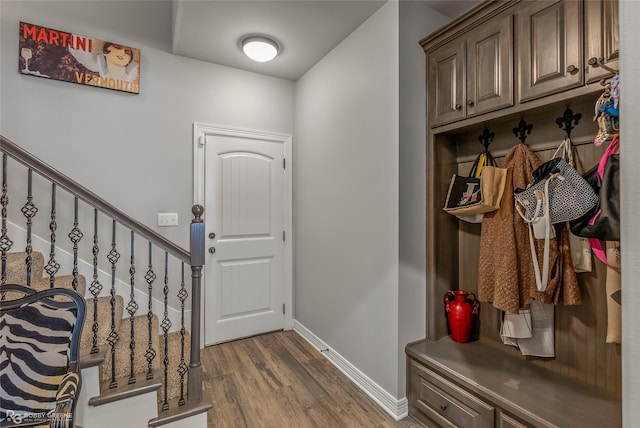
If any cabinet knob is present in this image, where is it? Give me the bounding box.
[454,104,462,111]
[466,100,475,107]
[566,65,579,75]
[440,404,448,411]
[208,247,216,254]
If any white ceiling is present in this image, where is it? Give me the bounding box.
[172,1,479,81]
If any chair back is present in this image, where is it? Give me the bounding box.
[0,284,86,427]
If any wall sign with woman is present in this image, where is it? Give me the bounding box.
[18,21,140,94]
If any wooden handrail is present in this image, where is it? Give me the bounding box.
[0,135,190,264]
[1,134,205,409]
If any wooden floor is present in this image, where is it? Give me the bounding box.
[202,330,423,428]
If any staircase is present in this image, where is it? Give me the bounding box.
[1,136,211,427]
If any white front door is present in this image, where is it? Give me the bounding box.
[194,125,292,346]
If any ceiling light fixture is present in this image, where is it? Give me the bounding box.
[241,36,279,62]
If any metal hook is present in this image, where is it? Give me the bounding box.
[588,57,619,75]
[512,119,533,144]
[478,126,494,152]
[555,107,582,140]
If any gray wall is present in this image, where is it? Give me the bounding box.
[294,1,401,397]
[620,2,640,425]
[0,0,295,251]
[4,0,636,420]
[398,0,449,398]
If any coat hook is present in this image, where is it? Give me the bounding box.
[588,56,619,75]
[555,108,582,139]
[478,126,494,152]
[512,119,533,144]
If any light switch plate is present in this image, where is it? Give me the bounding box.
[158,213,178,227]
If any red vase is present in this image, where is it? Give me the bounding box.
[444,290,479,343]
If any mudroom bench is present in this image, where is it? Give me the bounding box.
[406,338,621,428]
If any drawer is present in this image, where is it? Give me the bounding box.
[409,360,494,428]
[498,411,532,428]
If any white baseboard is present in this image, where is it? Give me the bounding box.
[293,320,408,421]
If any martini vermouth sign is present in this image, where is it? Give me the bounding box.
[19,22,140,94]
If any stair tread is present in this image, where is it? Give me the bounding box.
[149,389,212,427]
[79,345,108,369]
[89,369,162,407]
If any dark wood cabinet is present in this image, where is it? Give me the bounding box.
[412,1,622,427]
[428,39,466,126]
[428,12,513,126]
[517,0,583,102]
[585,0,619,84]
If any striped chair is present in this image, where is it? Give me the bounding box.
[0,284,86,428]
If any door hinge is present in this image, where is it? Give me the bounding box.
[283,158,286,169]
[283,230,285,242]
[283,303,286,315]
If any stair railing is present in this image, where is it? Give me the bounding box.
[0,135,205,410]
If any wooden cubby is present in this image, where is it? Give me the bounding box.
[408,1,621,426]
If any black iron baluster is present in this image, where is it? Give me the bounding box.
[107,220,121,389]
[45,184,60,287]
[21,169,38,286]
[145,242,157,380]
[68,197,83,291]
[90,208,103,354]
[177,262,188,406]
[161,251,171,411]
[1,154,13,285]
[127,231,138,385]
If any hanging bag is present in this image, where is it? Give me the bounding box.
[443,150,508,223]
[514,139,598,225]
[514,139,598,291]
[569,136,620,242]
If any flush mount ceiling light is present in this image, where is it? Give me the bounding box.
[241,36,279,62]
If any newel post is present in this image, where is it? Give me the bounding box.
[188,204,205,404]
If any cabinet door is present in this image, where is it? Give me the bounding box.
[585,0,619,84]
[428,40,465,126]
[466,14,513,117]
[517,0,583,102]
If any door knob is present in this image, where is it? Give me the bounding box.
[454,104,462,111]
[467,100,475,107]
[208,247,216,254]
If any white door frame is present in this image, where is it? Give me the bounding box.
[192,122,293,345]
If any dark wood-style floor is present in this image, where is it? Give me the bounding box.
[202,330,423,428]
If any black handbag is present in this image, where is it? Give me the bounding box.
[570,136,620,241]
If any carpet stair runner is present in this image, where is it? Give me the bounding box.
[2,251,190,408]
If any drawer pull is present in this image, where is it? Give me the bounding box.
[440,404,448,411]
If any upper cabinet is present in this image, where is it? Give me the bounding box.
[517,0,583,102]
[428,13,513,127]
[423,0,619,128]
[585,0,619,84]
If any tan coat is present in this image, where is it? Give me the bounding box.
[478,144,581,313]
